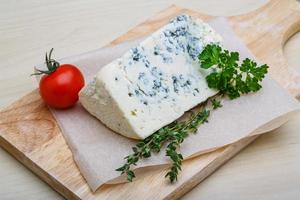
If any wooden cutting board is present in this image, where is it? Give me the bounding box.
[0,0,299,199]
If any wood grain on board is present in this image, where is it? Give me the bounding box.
[0,0,299,199]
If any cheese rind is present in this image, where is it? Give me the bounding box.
[79,14,222,139]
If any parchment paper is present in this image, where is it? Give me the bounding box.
[42,18,300,192]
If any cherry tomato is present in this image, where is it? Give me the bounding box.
[35,49,85,109]
[39,64,84,109]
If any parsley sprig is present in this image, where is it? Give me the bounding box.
[199,44,268,99]
[117,44,268,183]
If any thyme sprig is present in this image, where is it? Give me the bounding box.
[116,99,213,182]
[117,44,268,183]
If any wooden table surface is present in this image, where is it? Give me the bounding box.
[0,0,299,199]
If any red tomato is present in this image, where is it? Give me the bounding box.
[39,64,84,109]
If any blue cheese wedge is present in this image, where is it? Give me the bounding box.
[79,14,222,139]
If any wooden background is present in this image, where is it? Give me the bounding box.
[0,0,300,199]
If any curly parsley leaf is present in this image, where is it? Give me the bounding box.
[199,44,268,99]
